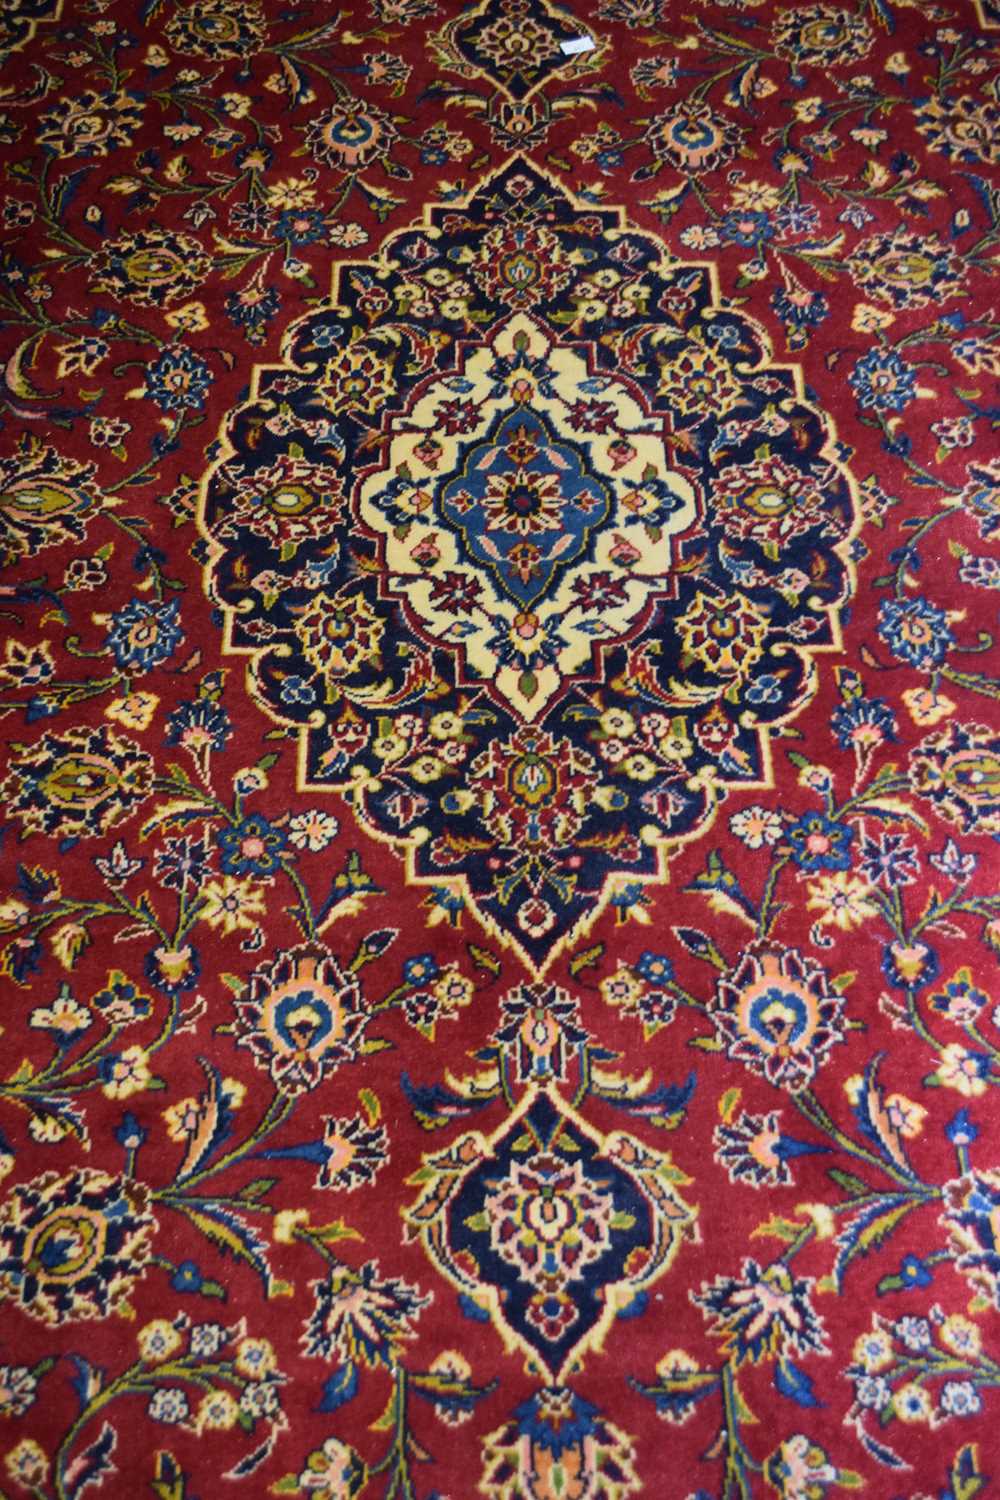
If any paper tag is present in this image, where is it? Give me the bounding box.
[560,34,595,54]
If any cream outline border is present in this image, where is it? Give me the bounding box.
[401,1079,698,1384]
[425,0,610,107]
[1,0,64,60]
[195,155,862,981]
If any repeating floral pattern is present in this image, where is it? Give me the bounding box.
[1,0,999,1495]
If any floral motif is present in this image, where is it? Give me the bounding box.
[1,724,155,840]
[708,945,845,1093]
[234,945,369,1093]
[0,1169,155,1324]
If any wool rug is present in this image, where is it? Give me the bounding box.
[1,0,999,1494]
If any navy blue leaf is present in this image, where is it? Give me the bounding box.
[65,1421,116,1498]
[317,1362,357,1412]
[775,1358,822,1408]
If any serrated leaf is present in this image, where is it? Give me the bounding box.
[139,798,207,840]
[856,796,928,834]
[751,1214,807,1244]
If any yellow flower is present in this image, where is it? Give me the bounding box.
[235,1337,277,1378]
[105,691,159,731]
[101,1044,151,1099]
[5,1439,49,1488]
[893,1383,932,1423]
[138,1319,183,1363]
[163,1097,201,1142]
[792,97,824,122]
[936,1042,989,1098]
[266,176,317,209]
[851,1328,893,1371]
[196,1390,240,1431]
[220,92,251,117]
[730,179,782,212]
[885,1093,926,1139]
[940,1314,981,1358]
[0,898,30,932]
[600,964,644,1011]
[274,1208,310,1243]
[806,872,879,930]
[851,302,895,333]
[165,300,209,332]
[902,686,955,726]
[199,876,266,936]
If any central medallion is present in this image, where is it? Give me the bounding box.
[357,312,698,720]
[198,158,861,971]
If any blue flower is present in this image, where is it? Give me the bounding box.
[635,951,673,984]
[878,596,954,669]
[275,208,327,244]
[225,284,279,342]
[882,939,939,991]
[899,1254,933,1287]
[403,954,439,986]
[217,814,288,877]
[772,286,827,335]
[146,347,212,411]
[848,349,916,411]
[694,1258,826,1364]
[114,1112,148,1149]
[170,1260,204,1293]
[785,812,853,871]
[946,1108,979,1146]
[830,696,896,749]
[165,696,232,750]
[106,598,183,672]
[721,210,774,247]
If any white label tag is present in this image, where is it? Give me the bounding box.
[560,34,595,54]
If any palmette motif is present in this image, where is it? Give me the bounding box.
[1,0,1000,1494]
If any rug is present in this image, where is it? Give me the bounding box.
[1,0,999,1493]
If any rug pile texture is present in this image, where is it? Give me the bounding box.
[1,0,1000,1493]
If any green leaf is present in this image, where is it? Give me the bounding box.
[828,1168,871,1197]
[358,1088,381,1126]
[467,943,501,977]
[751,1214,806,1244]
[570,943,604,976]
[238,1178,277,1203]
[313,1219,362,1245]
[832,971,857,993]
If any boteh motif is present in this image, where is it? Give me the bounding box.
[403,1085,697,1382]
[198,159,861,971]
